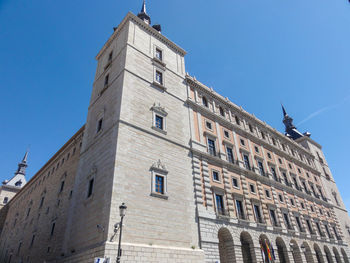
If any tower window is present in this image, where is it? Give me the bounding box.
[3,197,8,204]
[87,178,94,198]
[155,70,163,85]
[15,180,22,187]
[97,118,103,133]
[104,74,109,87]
[155,175,164,194]
[155,48,162,61]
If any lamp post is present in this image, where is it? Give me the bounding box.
[116,203,127,263]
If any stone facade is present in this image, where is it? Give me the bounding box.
[0,4,349,263]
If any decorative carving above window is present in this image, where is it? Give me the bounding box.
[151,159,168,174]
[151,103,168,116]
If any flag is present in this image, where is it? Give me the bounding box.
[265,240,272,261]
[260,243,266,263]
[270,241,276,260]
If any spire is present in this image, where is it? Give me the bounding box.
[15,151,28,176]
[281,104,287,117]
[281,105,305,140]
[137,0,151,24]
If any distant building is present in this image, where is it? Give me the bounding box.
[0,2,349,263]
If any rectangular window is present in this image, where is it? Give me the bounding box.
[290,198,295,206]
[249,124,254,133]
[270,210,278,226]
[236,200,245,219]
[254,146,259,153]
[283,213,292,229]
[306,219,313,234]
[97,118,103,133]
[155,48,162,61]
[279,194,284,203]
[272,138,276,146]
[155,115,163,130]
[207,138,216,156]
[59,181,65,193]
[224,130,230,138]
[212,170,220,182]
[316,222,323,236]
[295,216,304,232]
[232,177,239,188]
[235,116,240,125]
[50,222,56,236]
[324,224,332,238]
[226,147,234,163]
[104,74,109,87]
[155,175,164,194]
[271,167,278,181]
[87,178,94,198]
[215,194,225,215]
[243,155,250,170]
[254,204,263,223]
[108,51,113,62]
[258,161,265,176]
[250,184,256,193]
[205,121,212,130]
[265,189,270,198]
[155,70,163,85]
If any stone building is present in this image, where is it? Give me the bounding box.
[0,2,350,263]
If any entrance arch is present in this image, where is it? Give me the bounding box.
[218,227,236,263]
[240,231,256,263]
[290,239,302,263]
[325,246,334,263]
[341,248,349,263]
[301,241,314,263]
[333,247,342,263]
[315,244,325,263]
[276,237,290,263]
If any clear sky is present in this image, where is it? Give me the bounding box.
[1,0,349,209]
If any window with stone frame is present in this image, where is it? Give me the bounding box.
[207,137,217,156]
[151,103,168,134]
[212,170,220,182]
[226,146,234,164]
[150,160,168,199]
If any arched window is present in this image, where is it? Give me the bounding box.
[202,96,208,107]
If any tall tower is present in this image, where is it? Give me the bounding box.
[63,2,204,261]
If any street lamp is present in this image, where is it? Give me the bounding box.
[116,203,127,263]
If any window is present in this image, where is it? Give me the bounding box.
[278,158,282,164]
[250,184,256,193]
[155,70,163,85]
[39,197,45,209]
[258,161,265,176]
[310,205,314,212]
[315,222,323,236]
[226,147,234,163]
[295,216,304,232]
[155,175,164,194]
[272,138,276,146]
[300,202,305,209]
[270,209,278,226]
[324,224,332,238]
[282,144,286,151]
[253,204,263,223]
[297,168,301,173]
[97,118,103,133]
[205,121,212,130]
[235,116,240,125]
[232,177,239,188]
[87,178,94,198]
[267,152,271,159]
[104,74,109,87]
[254,146,259,153]
[155,115,164,130]
[50,222,56,237]
[283,172,289,186]
[265,189,270,198]
[202,96,208,107]
[279,194,284,203]
[271,167,278,181]
[212,170,220,182]
[240,139,245,146]
[283,213,292,229]
[108,51,113,62]
[306,219,313,234]
[288,163,292,169]
[59,181,65,193]
[207,138,216,156]
[30,235,35,248]
[261,131,266,140]
[215,194,225,215]
[319,208,323,215]
[224,130,229,138]
[219,107,225,117]
[236,200,245,219]
[3,197,8,204]
[15,180,22,187]
[291,149,295,156]
[155,48,162,61]
[243,154,250,170]
[290,198,295,206]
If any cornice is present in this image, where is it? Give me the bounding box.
[186,75,314,158]
[186,99,320,176]
[190,146,332,209]
[96,12,186,60]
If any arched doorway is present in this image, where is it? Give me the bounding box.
[314,244,325,263]
[276,237,290,263]
[325,246,334,263]
[240,231,256,263]
[341,248,349,263]
[333,247,342,263]
[290,239,302,263]
[259,234,273,263]
[301,242,314,263]
[218,227,236,263]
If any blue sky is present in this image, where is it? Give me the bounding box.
[1,0,349,209]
